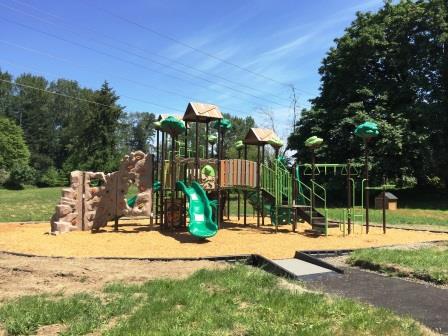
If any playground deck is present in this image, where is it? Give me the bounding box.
[1,217,447,259]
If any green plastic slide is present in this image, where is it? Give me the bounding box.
[176,180,218,239]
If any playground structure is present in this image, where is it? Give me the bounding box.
[51,102,384,238]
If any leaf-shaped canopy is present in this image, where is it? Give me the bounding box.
[153,121,162,130]
[305,136,324,149]
[213,118,232,131]
[208,135,218,145]
[160,116,186,136]
[355,121,379,139]
[234,140,244,150]
[268,137,284,149]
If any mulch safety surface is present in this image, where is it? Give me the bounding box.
[1,217,447,259]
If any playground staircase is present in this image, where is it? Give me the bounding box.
[295,179,337,235]
[295,205,337,234]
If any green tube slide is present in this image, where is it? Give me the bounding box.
[176,180,218,239]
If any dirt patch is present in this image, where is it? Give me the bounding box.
[0,252,227,300]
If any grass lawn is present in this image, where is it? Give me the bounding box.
[0,265,428,335]
[347,242,448,285]
[327,207,448,231]
[0,188,446,231]
[0,187,61,222]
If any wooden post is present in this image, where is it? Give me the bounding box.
[364,138,370,234]
[347,160,352,235]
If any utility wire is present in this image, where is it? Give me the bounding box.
[0,77,116,108]
[82,0,298,89]
[8,0,290,102]
[1,71,184,114]
[0,3,289,108]
[0,41,242,115]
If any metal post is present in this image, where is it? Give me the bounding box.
[195,120,199,180]
[261,144,265,226]
[347,160,352,235]
[155,129,159,226]
[205,121,209,159]
[256,145,261,227]
[243,144,247,226]
[183,122,188,227]
[364,139,370,234]
[382,176,386,234]
[160,131,165,229]
[217,123,222,228]
[237,148,241,221]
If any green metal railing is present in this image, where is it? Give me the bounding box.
[260,160,292,206]
[311,180,328,235]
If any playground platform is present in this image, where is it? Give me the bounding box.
[1,217,447,259]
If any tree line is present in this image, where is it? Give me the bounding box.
[0,70,257,188]
[288,0,448,190]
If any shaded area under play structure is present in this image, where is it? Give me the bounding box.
[50,101,386,239]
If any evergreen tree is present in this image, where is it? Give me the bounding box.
[70,81,124,172]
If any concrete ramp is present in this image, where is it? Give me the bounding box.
[271,258,335,279]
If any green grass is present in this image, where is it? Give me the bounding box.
[0,266,428,335]
[348,242,448,284]
[327,207,448,230]
[0,187,61,222]
[0,185,140,222]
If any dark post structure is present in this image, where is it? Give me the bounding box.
[205,121,209,159]
[256,144,261,227]
[382,175,386,234]
[347,159,352,235]
[243,143,248,226]
[155,128,160,226]
[237,145,242,221]
[195,119,199,179]
[261,144,265,226]
[354,121,379,235]
[160,129,166,229]
[364,138,370,234]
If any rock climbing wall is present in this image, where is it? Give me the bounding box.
[51,151,153,234]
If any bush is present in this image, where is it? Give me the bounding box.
[36,167,63,187]
[5,164,36,189]
[0,168,10,185]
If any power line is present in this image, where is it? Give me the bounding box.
[0,3,290,109]
[82,0,296,89]
[8,0,290,102]
[0,67,184,113]
[0,41,242,114]
[0,77,115,108]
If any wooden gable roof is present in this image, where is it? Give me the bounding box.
[182,102,223,122]
[244,128,278,145]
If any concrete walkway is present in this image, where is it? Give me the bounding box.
[304,267,448,334]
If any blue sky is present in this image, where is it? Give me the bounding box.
[0,0,384,140]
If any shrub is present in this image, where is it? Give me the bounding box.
[5,164,36,189]
[36,167,63,187]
